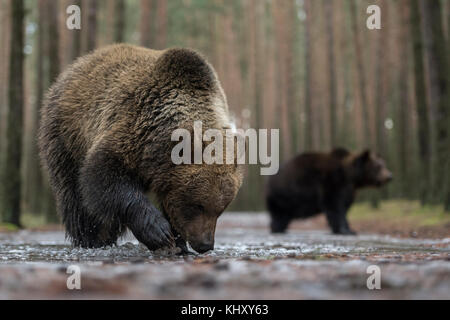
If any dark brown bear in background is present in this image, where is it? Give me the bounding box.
[38,44,243,254]
[266,148,392,235]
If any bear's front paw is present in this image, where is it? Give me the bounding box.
[332,227,357,235]
[149,214,176,249]
[132,210,175,251]
[340,228,357,236]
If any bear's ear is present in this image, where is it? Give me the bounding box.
[154,48,215,91]
[352,149,371,168]
[357,149,371,163]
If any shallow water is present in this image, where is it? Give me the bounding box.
[0,213,449,299]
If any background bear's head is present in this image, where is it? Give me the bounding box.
[351,150,393,188]
[161,163,243,253]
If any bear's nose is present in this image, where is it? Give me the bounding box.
[386,172,393,181]
[193,242,214,254]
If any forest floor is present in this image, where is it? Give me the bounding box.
[0,202,449,299]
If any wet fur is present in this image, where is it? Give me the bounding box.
[38,44,242,250]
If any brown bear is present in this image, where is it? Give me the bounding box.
[38,44,243,253]
[266,148,392,235]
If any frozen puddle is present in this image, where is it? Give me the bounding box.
[0,212,448,299]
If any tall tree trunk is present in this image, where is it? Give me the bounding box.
[421,0,450,206]
[44,0,60,221]
[324,0,337,148]
[339,0,355,148]
[25,0,46,216]
[411,0,431,204]
[114,0,125,43]
[155,0,167,49]
[48,1,60,83]
[372,0,391,205]
[285,0,296,154]
[1,0,24,226]
[397,0,411,198]
[244,0,266,209]
[84,0,97,52]
[0,0,10,161]
[272,0,294,158]
[140,0,154,47]
[71,0,82,61]
[447,1,450,211]
[59,0,72,68]
[221,3,243,117]
[375,0,389,159]
[349,1,371,148]
[262,8,277,131]
[304,0,313,150]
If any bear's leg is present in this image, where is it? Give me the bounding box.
[325,209,356,235]
[340,214,356,235]
[267,195,291,233]
[269,211,291,233]
[40,129,109,247]
[324,191,357,235]
[79,147,175,250]
[325,210,341,234]
[270,216,291,233]
[44,139,116,247]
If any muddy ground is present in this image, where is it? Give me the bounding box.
[0,213,449,299]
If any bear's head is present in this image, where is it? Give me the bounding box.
[351,150,393,187]
[150,47,244,253]
[162,163,243,253]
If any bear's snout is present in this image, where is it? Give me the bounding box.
[379,168,393,184]
[191,241,214,254]
[385,172,393,182]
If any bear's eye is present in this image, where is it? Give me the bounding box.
[187,205,204,220]
[184,204,204,219]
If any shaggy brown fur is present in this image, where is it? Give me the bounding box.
[266,148,392,234]
[38,44,243,253]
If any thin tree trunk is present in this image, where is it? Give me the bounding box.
[324,0,337,148]
[0,0,10,160]
[84,0,97,52]
[155,0,167,49]
[304,0,313,150]
[1,0,24,226]
[397,0,411,198]
[339,0,355,148]
[71,0,82,61]
[447,1,450,211]
[59,0,72,68]
[44,0,60,221]
[140,0,154,47]
[371,1,386,208]
[374,0,387,158]
[411,0,431,204]
[349,1,372,148]
[272,0,293,159]
[246,0,257,129]
[48,1,60,83]
[421,0,450,206]
[26,0,46,216]
[114,0,125,43]
[371,0,392,205]
[262,11,276,131]
[285,0,296,154]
